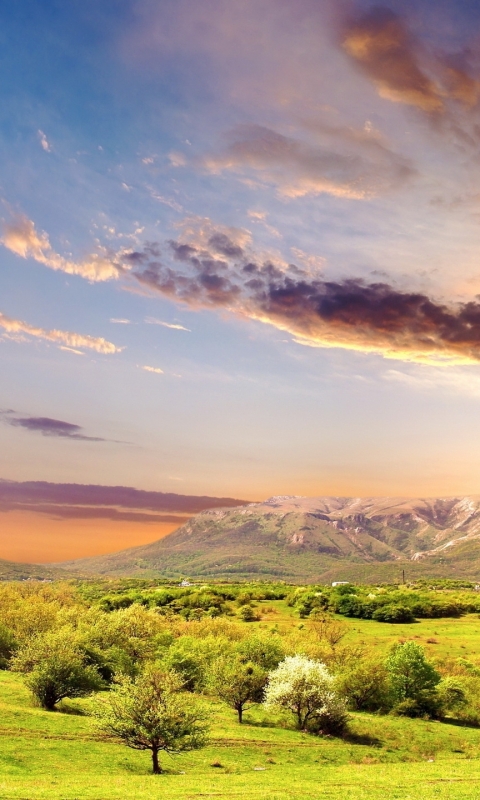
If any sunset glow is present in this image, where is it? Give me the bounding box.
[2,0,480,562]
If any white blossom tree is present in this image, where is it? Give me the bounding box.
[264,655,348,735]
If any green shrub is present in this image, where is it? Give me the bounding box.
[372,605,415,623]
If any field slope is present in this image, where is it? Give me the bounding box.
[2,669,480,799]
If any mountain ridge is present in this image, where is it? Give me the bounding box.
[57,494,480,581]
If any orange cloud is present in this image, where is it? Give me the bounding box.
[2,214,120,281]
[0,311,122,354]
[342,8,443,113]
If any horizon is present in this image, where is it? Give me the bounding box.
[3,0,480,562]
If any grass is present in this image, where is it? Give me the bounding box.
[2,593,480,799]
[252,600,480,662]
[2,669,480,799]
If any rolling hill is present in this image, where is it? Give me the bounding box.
[58,495,480,582]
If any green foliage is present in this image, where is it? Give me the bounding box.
[372,604,415,623]
[0,623,17,669]
[238,604,259,622]
[158,635,232,692]
[236,634,285,670]
[12,627,104,710]
[385,642,440,717]
[210,657,268,722]
[336,658,390,712]
[93,667,209,773]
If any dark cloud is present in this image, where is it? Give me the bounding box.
[0,480,249,515]
[208,232,245,258]
[127,234,480,364]
[7,416,105,441]
[0,500,190,525]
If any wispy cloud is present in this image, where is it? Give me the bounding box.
[37,130,52,152]
[201,122,414,199]
[6,415,106,442]
[144,317,190,331]
[1,214,120,281]
[110,318,131,324]
[0,311,122,354]
[141,365,164,374]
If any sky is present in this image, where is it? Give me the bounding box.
[3,0,480,562]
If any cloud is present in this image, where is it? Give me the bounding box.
[1,214,120,281]
[37,130,52,152]
[141,365,164,374]
[384,366,480,398]
[341,7,480,119]
[127,228,480,365]
[6,415,106,442]
[342,7,443,113]
[145,317,190,331]
[0,311,122,354]
[110,318,131,324]
[202,123,414,199]
[0,479,249,519]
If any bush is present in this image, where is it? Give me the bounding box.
[238,605,259,622]
[372,605,415,623]
[336,658,390,712]
[0,623,17,669]
[13,628,104,710]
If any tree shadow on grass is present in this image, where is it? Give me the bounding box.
[57,701,88,716]
[439,716,480,730]
[243,717,281,729]
[342,730,382,747]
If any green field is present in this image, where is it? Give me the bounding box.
[2,582,480,798]
[1,666,480,799]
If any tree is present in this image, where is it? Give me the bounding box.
[336,657,390,711]
[236,634,284,671]
[93,668,209,774]
[385,642,441,717]
[210,657,267,723]
[385,642,440,702]
[12,627,103,710]
[263,655,348,735]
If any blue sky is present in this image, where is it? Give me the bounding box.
[3,0,480,559]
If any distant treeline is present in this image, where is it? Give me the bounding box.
[77,578,480,624]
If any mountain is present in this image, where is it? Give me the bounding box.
[57,495,480,582]
[0,558,75,581]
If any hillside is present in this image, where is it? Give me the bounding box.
[0,557,74,581]
[57,494,480,581]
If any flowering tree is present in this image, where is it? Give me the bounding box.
[264,655,348,735]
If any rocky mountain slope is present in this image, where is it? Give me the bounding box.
[58,495,480,581]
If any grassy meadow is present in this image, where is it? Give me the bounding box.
[2,667,480,799]
[1,580,480,798]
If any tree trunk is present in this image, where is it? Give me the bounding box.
[237,705,243,724]
[152,748,162,774]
